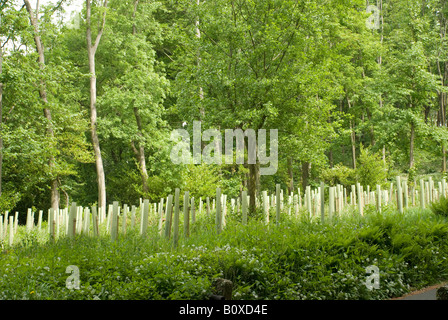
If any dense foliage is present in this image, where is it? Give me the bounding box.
[1,207,447,300]
[1,0,448,218]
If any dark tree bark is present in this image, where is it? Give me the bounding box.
[301,161,310,192]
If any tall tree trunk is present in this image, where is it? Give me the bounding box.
[378,0,386,167]
[347,99,356,169]
[132,0,139,35]
[0,23,3,197]
[24,0,59,211]
[440,91,447,172]
[301,161,310,192]
[86,0,108,209]
[409,121,415,170]
[328,149,333,168]
[350,120,357,170]
[436,7,447,172]
[129,0,149,198]
[248,162,259,215]
[196,0,204,103]
[367,109,375,147]
[443,144,446,173]
[131,107,149,197]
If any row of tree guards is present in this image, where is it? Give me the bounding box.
[0,176,445,247]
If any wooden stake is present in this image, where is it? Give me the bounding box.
[222,194,227,228]
[82,207,90,235]
[389,183,394,205]
[0,217,3,242]
[306,186,312,217]
[106,204,112,233]
[122,204,128,235]
[68,202,77,239]
[356,183,362,215]
[276,184,281,224]
[292,194,297,217]
[131,205,136,229]
[183,191,190,238]
[280,189,284,212]
[376,185,382,213]
[411,184,416,206]
[396,176,403,214]
[206,197,211,215]
[141,199,149,237]
[242,190,248,225]
[344,187,347,207]
[288,194,292,216]
[157,200,164,235]
[429,177,433,202]
[164,194,173,239]
[320,182,325,223]
[329,187,335,219]
[443,179,447,198]
[173,189,181,246]
[111,201,119,241]
[92,205,99,237]
[8,216,14,246]
[191,197,196,224]
[261,191,268,224]
[37,210,43,230]
[216,188,222,235]
[14,212,18,234]
[403,180,409,209]
[26,209,32,233]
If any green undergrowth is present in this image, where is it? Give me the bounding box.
[1,206,448,300]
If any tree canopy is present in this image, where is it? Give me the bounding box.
[1,0,447,214]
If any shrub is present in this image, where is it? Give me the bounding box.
[356,145,388,188]
[429,196,448,217]
[320,164,356,188]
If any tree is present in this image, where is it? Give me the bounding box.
[381,0,444,172]
[175,0,349,213]
[0,1,5,198]
[23,0,60,211]
[95,0,169,201]
[86,0,108,209]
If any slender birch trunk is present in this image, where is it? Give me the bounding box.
[24,0,60,211]
[86,0,108,209]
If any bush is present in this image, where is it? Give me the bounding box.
[321,164,356,188]
[429,196,448,217]
[356,146,388,188]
